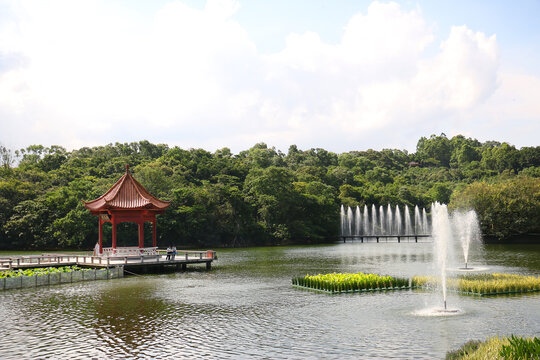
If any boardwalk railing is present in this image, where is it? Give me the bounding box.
[0,255,77,269]
[341,234,432,243]
[0,250,217,270]
[156,249,218,260]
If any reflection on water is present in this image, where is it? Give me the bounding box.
[0,243,538,359]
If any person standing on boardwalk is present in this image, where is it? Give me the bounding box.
[166,246,172,260]
[172,246,177,260]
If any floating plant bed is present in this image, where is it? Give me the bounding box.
[292,272,415,294]
[0,265,123,291]
[413,273,540,296]
[0,265,92,278]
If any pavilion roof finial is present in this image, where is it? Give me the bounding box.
[125,164,130,172]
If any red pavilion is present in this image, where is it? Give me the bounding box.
[84,165,170,255]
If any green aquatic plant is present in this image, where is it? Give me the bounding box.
[294,272,540,296]
[411,275,433,288]
[292,272,411,293]
[457,273,540,295]
[411,273,540,296]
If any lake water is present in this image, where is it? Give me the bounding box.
[0,243,538,359]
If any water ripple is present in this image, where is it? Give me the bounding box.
[0,244,538,359]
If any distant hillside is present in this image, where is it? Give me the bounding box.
[0,134,538,249]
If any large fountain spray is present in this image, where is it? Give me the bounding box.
[431,202,452,310]
[429,202,484,313]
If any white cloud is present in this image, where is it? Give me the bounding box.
[341,2,433,66]
[0,0,537,153]
[261,3,501,144]
[459,71,540,146]
[412,26,499,111]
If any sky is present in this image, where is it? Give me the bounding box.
[0,0,539,154]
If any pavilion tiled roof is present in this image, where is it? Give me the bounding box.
[84,165,170,212]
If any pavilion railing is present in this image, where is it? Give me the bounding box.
[101,247,158,256]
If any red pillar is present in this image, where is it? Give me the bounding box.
[112,217,117,250]
[152,220,157,248]
[138,221,144,248]
[98,217,103,254]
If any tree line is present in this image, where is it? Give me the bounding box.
[0,134,538,250]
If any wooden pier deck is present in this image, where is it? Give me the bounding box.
[341,234,432,243]
[0,250,217,272]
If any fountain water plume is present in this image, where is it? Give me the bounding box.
[372,204,378,235]
[414,206,421,234]
[347,207,353,236]
[422,208,429,234]
[379,206,385,235]
[404,205,412,235]
[395,205,402,235]
[432,202,452,310]
[452,210,482,270]
[355,206,361,235]
[386,204,393,235]
[340,205,346,236]
[363,205,369,236]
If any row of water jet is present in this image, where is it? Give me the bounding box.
[340,204,430,236]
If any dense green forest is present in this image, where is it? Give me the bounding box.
[0,134,538,250]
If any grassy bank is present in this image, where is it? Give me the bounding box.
[446,335,539,360]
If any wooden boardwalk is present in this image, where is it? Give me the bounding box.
[0,250,217,272]
[341,234,432,243]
